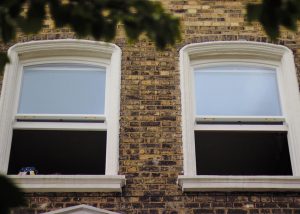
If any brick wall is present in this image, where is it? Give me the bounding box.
[3,0,300,213]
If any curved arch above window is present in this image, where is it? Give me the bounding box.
[178,41,300,191]
[43,204,120,214]
[0,39,125,192]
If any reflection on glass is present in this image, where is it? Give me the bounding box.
[18,64,106,115]
[194,66,282,116]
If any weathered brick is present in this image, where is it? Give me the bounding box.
[4,0,300,213]
[227,209,248,214]
[193,209,214,214]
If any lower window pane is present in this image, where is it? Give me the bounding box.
[8,130,106,175]
[195,131,292,175]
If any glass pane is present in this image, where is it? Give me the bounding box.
[18,64,106,114]
[194,66,282,116]
[8,130,106,175]
[195,131,292,176]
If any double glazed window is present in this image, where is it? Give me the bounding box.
[18,64,106,116]
[9,64,108,175]
[194,65,291,176]
[194,66,282,118]
[0,40,124,192]
[178,41,300,191]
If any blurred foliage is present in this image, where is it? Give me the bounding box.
[0,174,26,214]
[247,0,300,40]
[0,0,181,73]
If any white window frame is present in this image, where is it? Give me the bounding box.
[178,41,300,191]
[0,39,125,192]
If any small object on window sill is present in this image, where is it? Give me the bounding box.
[18,167,38,175]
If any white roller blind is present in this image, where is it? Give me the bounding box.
[18,64,106,115]
[194,66,282,116]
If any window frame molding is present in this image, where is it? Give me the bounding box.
[178,41,300,191]
[0,39,125,192]
[43,204,120,214]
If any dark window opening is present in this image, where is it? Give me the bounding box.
[8,130,106,175]
[195,131,292,176]
[196,121,284,125]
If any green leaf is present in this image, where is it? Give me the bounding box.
[1,0,181,50]
[0,10,16,43]
[0,174,26,214]
[247,0,300,40]
[247,4,261,22]
[6,0,26,19]
[49,0,71,28]
[0,52,10,75]
[49,0,180,49]
[17,0,46,34]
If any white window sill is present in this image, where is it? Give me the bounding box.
[178,175,300,192]
[8,175,126,192]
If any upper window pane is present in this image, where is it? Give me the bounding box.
[18,64,106,115]
[194,65,282,116]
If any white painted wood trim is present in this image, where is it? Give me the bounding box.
[180,49,197,176]
[178,176,300,192]
[195,116,285,123]
[27,65,106,71]
[179,41,300,188]
[14,39,116,60]
[105,44,121,175]
[194,124,288,132]
[13,121,107,131]
[191,59,281,69]
[280,51,300,175]
[8,175,125,192]
[194,67,276,74]
[0,51,19,173]
[184,41,289,61]
[15,114,106,121]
